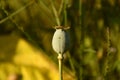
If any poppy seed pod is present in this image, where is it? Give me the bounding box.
[52,27,70,54]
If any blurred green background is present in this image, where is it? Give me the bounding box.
[0,0,120,80]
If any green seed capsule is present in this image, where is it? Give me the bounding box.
[52,28,70,54]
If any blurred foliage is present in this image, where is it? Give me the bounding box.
[0,0,120,80]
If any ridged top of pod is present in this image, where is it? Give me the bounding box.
[54,26,70,30]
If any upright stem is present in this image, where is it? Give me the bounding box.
[103,27,110,79]
[79,0,83,80]
[63,0,67,26]
[58,54,63,80]
[50,0,61,26]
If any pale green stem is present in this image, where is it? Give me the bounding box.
[50,0,60,26]
[63,0,67,26]
[58,54,63,80]
[58,0,64,15]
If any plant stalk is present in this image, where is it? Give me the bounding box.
[50,0,60,26]
[63,0,67,26]
[58,54,63,80]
